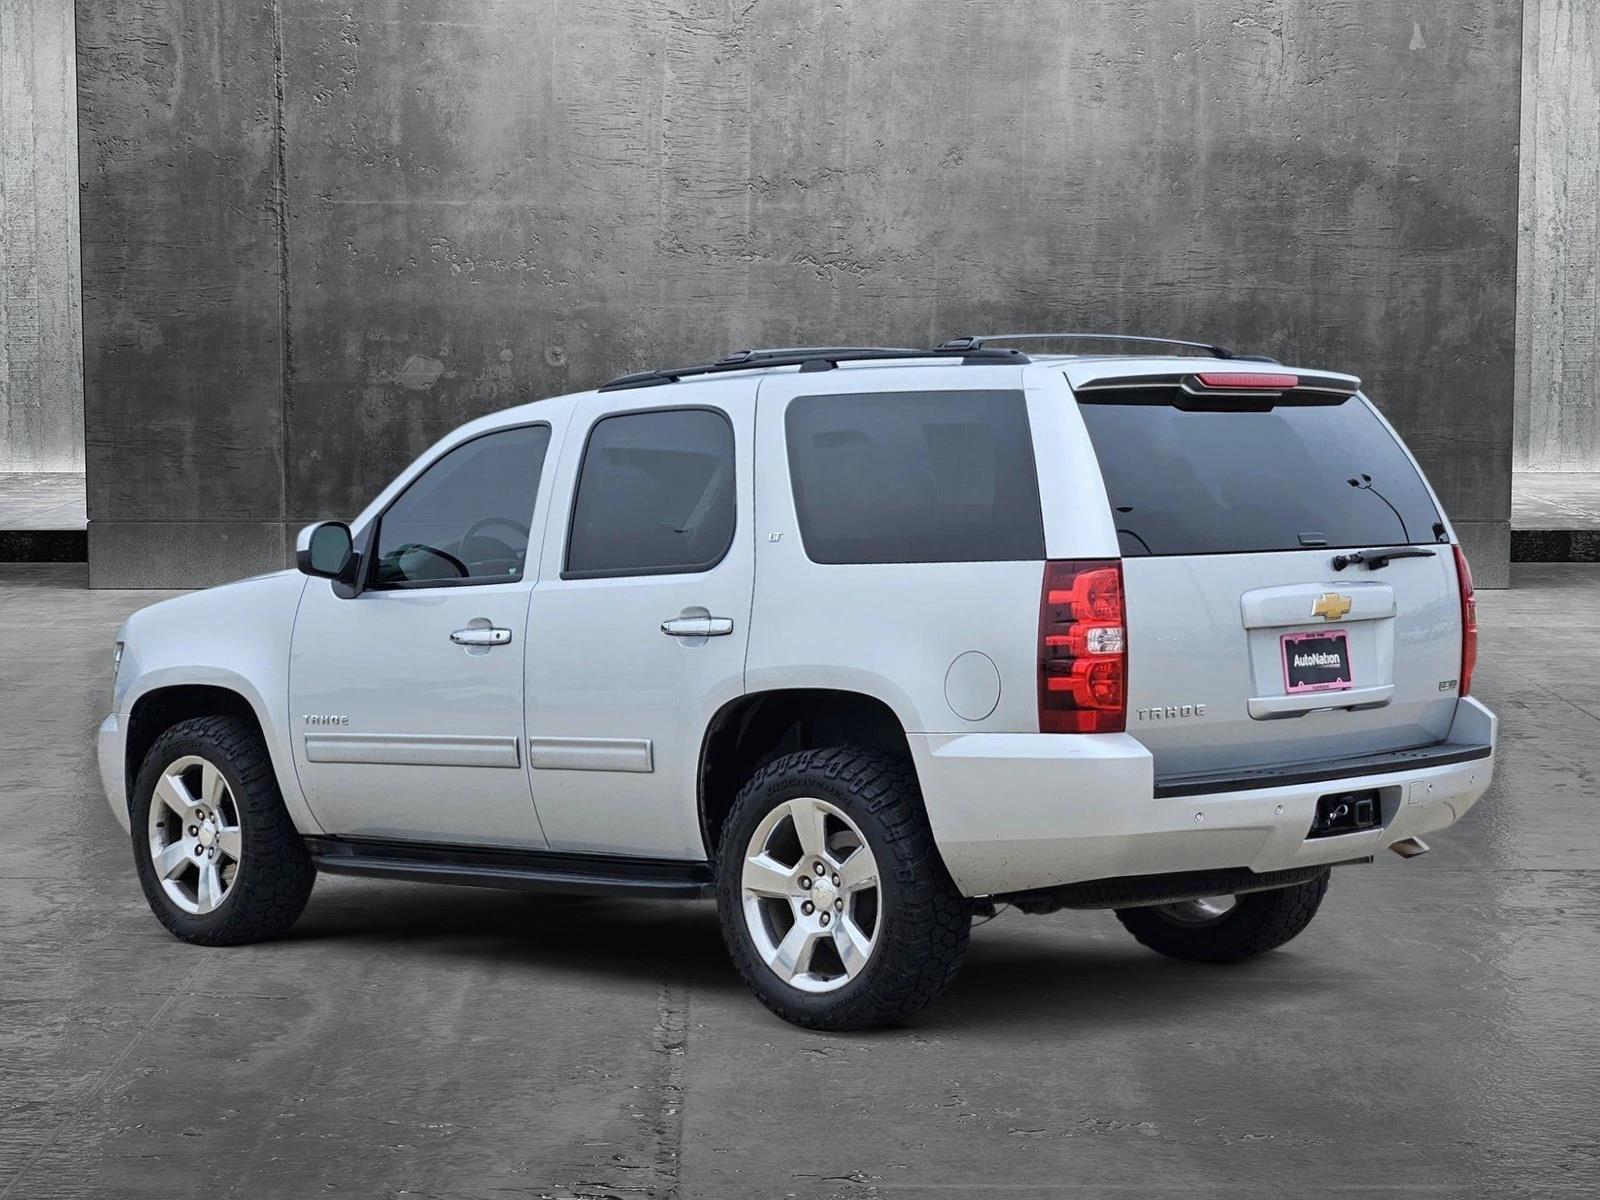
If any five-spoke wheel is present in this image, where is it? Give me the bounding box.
[131,716,316,945]
[147,754,243,915]
[740,796,881,993]
[716,747,972,1029]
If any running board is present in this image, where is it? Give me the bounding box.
[305,836,716,899]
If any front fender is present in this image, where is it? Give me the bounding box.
[110,570,323,837]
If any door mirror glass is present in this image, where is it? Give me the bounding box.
[297,521,354,579]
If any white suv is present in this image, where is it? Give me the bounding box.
[98,336,1495,1029]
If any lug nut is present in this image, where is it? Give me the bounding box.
[187,825,198,837]
[834,899,843,911]
[831,874,840,887]
[820,912,831,926]
[801,901,814,915]
[208,847,216,857]
[814,862,826,876]
[798,875,811,889]
[193,846,203,857]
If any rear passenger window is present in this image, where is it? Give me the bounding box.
[785,391,1045,564]
[565,408,736,578]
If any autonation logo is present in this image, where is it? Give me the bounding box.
[1293,652,1343,669]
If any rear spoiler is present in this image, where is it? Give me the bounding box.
[1072,369,1361,411]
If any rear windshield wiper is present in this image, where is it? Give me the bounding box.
[1332,546,1438,572]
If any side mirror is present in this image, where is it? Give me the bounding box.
[296,521,354,581]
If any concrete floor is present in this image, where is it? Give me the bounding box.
[1,563,1596,1199]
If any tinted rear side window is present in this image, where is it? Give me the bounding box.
[1077,397,1444,556]
[785,390,1045,564]
[566,407,736,578]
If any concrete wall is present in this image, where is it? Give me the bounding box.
[78,0,1523,587]
[1516,0,1599,473]
[1,0,83,473]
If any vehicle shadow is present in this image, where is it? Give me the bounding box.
[286,880,1320,1034]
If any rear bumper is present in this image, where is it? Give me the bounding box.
[910,697,1496,897]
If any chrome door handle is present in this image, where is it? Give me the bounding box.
[450,627,513,646]
[660,616,734,638]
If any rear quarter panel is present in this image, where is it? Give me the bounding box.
[746,364,1114,734]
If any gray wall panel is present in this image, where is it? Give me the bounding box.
[1515,0,1600,473]
[76,0,284,540]
[1,0,83,473]
[80,1,1523,586]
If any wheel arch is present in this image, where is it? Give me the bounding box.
[122,671,320,836]
[696,687,917,856]
[125,681,267,809]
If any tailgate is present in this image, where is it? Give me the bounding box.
[1123,550,1460,775]
[1072,367,1466,777]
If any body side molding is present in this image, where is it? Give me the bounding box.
[303,732,522,769]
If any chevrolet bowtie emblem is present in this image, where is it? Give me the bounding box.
[1312,592,1353,621]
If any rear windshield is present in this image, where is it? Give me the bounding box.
[1077,396,1444,556]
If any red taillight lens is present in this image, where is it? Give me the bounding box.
[1194,372,1299,390]
[1040,560,1127,733]
[1452,543,1477,696]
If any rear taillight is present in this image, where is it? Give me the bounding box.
[1039,560,1127,733]
[1452,543,1477,696]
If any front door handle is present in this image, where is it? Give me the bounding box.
[660,616,734,638]
[451,627,513,647]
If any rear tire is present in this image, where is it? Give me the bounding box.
[1114,872,1330,963]
[131,716,316,946]
[716,747,972,1030]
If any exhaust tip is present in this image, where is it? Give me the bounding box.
[1389,836,1430,859]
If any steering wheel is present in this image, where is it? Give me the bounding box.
[395,542,469,579]
[461,516,531,546]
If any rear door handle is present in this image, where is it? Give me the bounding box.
[451,627,513,646]
[660,616,734,638]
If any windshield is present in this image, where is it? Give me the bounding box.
[1077,395,1445,556]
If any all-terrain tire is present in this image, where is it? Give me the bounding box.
[716,747,972,1031]
[130,716,316,946]
[1114,872,1330,964]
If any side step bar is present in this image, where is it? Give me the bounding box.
[305,836,716,899]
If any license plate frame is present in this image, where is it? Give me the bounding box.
[1281,629,1353,694]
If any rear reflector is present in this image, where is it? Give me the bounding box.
[1194,372,1300,390]
[1452,543,1477,696]
[1039,560,1127,733]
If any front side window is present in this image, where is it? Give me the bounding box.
[785,390,1046,564]
[371,424,551,587]
[565,408,736,578]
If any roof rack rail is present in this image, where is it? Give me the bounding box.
[936,332,1238,359]
[597,344,1027,392]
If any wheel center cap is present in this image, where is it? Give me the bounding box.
[811,877,837,910]
[198,820,217,848]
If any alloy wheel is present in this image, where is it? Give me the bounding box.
[740,796,881,994]
[146,755,242,915]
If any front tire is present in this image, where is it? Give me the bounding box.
[716,747,972,1030]
[1114,872,1330,963]
[130,716,316,946]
